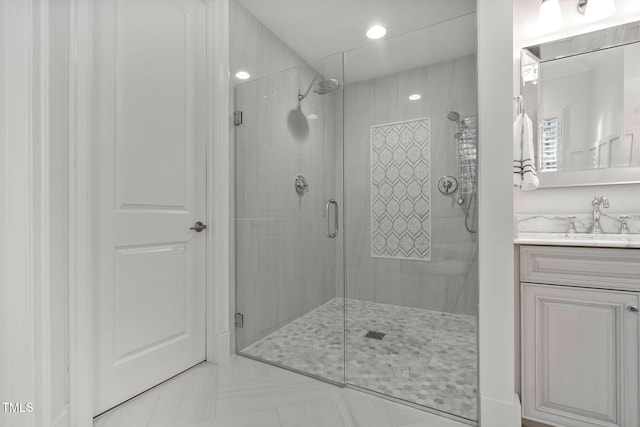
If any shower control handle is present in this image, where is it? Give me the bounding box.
[326,199,338,238]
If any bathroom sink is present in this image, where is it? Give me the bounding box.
[514,232,640,248]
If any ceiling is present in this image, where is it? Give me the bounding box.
[237,0,477,81]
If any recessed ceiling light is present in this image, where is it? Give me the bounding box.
[409,94,422,101]
[366,25,387,40]
[235,70,251,80]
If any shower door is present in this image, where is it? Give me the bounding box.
[233,54,345,384]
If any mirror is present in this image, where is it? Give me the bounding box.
[521,20,640,187]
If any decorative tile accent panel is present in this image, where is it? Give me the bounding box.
[370,118,431,261]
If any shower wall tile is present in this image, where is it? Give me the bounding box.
[235,217,339,348]
[232,21,342,346]
[230,1,304,84]
[344,55,478,316]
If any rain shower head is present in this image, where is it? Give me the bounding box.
[298,75,339,101]
[315,78,339,95]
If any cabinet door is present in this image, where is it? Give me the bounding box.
[522,283,639,427]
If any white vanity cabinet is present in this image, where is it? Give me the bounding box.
[520,245,640,427]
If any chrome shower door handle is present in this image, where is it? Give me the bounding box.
[326,199,338,238]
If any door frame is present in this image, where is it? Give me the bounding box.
[68,0,231,424]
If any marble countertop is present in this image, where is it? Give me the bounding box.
[514,232,640,248]
[514,213,640,248]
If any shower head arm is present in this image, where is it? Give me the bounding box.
[298,75,324,102]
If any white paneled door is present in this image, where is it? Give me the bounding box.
[92,0,207,415]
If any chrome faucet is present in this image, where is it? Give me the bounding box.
[590,196,609,234]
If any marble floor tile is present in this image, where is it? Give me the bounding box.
[241,298,477,421]
[183,409,281,427]
[276,396,356,427]
[93,388,161,427]
[147,363,218,427]
[94,356,472,427]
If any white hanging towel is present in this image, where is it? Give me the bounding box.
[513,112,539,191]
[513,114,523,187]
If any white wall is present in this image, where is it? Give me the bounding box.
[542,70,591,168]
[46,0,71,424]
[591,50,624,144]
[0,1,37,426]
[1,0,70,426]
[514,0,640,215]
[624,43,640,129]
[0,0,69,427]
[477,0,521,425]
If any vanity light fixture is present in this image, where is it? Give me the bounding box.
[366,25,387,40]
[538,0,563,33]
[408,94,422,101]
[577,0,615,20]
[235,70,251,80]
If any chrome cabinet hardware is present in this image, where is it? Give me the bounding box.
[627,305,639,315]
[190,221,207,232]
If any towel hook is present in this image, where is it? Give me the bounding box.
[514,95,524,115]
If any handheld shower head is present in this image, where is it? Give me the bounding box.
[447,111,465,129]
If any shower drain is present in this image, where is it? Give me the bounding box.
[364,331,386,340]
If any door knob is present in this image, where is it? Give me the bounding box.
[190,221,207,232]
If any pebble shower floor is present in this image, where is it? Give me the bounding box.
[241,298,477,421]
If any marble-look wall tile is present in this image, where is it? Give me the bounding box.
[344,55,478,316]
[235,217,338,349]
[229,1,304,84]
[231,2,343,350]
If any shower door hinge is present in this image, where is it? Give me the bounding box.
[234,312,244,328]
[234,110,243,126]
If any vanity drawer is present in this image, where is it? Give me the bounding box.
[520,245,640,291]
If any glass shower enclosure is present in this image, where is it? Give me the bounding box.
[233,12,478,425]
[234,52,346,384]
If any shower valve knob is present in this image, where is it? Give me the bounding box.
[437,176,458,195]
[295,174,309,195]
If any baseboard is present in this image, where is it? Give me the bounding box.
[480,394,521,427]
[522,418,552,427]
